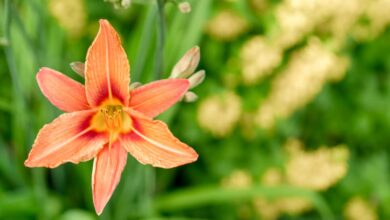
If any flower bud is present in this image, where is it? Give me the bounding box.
[129,82,142,90]
[182,91,198,103]
[121,0,131,8]
[171,46,200,79]
[188,70,205,89]
[178,2,191,13]
[70,61,85,77]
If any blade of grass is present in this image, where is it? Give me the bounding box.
[154,0,165,80]
[153,185,334,220]
[3,1,49,220]
[131,6,157,82]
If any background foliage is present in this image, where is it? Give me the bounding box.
[0,0,390,219]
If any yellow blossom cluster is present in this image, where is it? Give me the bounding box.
[285,139,349,190]
[256,39,349,129]
[254,196,313,220]
[49,0,87,38]
[275,0,362,48]
[221,169,252,189]
[236,0,389,95]
[254,168,313,220]
[220,139,349,220]
[197,91,241,137]
[344,197,378,220]
[353,0,390,41]
[240,37,282,84]
[254,139,349,219]
[206,10,248,41]
[273,0,390,48]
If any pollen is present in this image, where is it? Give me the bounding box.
[90,102,132,134]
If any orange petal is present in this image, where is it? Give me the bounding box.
[120,111,198,168]
[92,141,127,215]
[85,19,130,107]
[24,110,108,168]
[129,79,189,118]
[37,67,89,112]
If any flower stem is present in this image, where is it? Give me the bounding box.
[154,0,165,80]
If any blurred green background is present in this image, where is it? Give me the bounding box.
[1,0,390,219]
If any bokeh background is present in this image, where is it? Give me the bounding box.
[1,0,390,219]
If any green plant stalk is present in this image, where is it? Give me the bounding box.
[3,1,49,219]
[154,0,165,80]
[3,0,28,179]
[113,159,144,220]
[132,6,156,82]
[153,185,335,220]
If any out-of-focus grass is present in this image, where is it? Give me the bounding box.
[1,0,390,219]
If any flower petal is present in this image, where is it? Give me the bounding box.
[120,111,198,168]
[85,19,130,106]
[24,110,108,168]
[129,79,189,118]
[37,67,89,112]
[92,141,127,215]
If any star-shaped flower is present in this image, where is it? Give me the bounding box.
[25,19,198,215]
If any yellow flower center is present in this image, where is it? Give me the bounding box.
[90,100,132,136]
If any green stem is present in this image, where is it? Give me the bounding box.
[153,185,335,220]
[154,0,165,80]
[3,1,48,219]
[133,7,156,82]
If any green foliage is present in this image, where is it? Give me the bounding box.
[0,0,390,219]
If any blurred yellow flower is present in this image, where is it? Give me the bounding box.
[254,167,312,219]
[197,91,241,137]
[240,36,282,85]
[273,0,372,48]
[261,167,283,186]
[256,39,349,129]
[344,197,378,220]
[49,0,87,38]
[206,10,248,41]
[221,169,252,188]
[285,139,349,190]
[250,0,269,14]
[253,198,281,220]
[353,0,390,41]
[274,2,314,48]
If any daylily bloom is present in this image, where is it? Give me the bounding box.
[25,19,198,215]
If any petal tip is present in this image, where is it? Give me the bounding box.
[99,19,109,25]
[98,19,111,30]
[192,45,200,53]
[36,67,49,80]
[94,202,104,216]
[93,194,104,215]
[187,150,199,163]
[24,159,32,167]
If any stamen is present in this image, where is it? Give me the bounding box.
[100,105,123,130]
[90,102,132,134]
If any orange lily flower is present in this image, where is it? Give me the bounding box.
[24,19,198,215]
